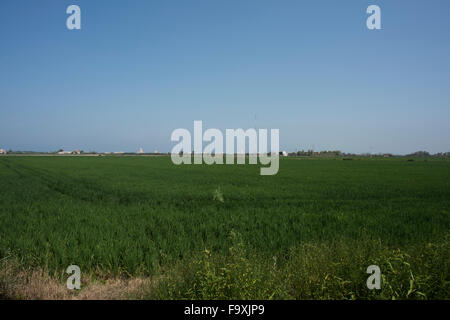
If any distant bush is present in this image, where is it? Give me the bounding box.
[406,151,430,157]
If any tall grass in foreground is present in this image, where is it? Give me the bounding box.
[148,231,450,300]
[2,231,448,299]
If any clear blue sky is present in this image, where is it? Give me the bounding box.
[1,0,449,154]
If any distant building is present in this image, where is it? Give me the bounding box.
[57,150,72,155]
[138,147,144,154]
[72,149,81,155]
[0,149,6,154]
[279,151,288,157]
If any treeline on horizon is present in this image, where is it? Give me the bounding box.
[2,149,450,158]
[288,150,450,158]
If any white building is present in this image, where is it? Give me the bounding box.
[280,150,288,157]
[0,149,6,154]
[57,150,72,155]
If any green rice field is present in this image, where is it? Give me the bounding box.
[0,156,449,299]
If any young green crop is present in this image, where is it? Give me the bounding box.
[0,156,449,299]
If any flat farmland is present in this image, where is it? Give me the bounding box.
[0,156,449,299]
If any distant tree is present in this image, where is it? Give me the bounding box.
[407,151,430,157]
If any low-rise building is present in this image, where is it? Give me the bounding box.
[0,149,6,154]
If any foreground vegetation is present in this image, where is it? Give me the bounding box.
[0,156,449,299]
[149,230,449,300]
